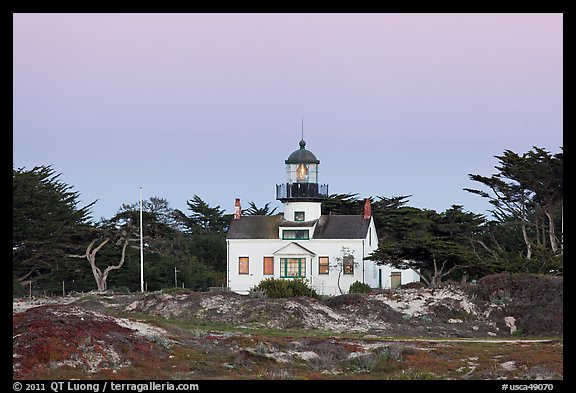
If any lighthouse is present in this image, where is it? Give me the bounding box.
[225,134,420,295]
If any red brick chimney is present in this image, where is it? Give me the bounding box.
[234,198,241,220]
[363,198,372,220]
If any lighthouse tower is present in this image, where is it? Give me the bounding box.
[276,139,329,223]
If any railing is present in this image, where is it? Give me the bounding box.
[276,183,328,200]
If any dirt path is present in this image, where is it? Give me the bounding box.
[388,338,558,343]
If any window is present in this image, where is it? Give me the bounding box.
[280,258,306,278]
[263,257,274,275]
[319,256,329,274]
[239,257,249,275]
[343,255,354,275]
[294,211,305,221]
[282,230,309,240]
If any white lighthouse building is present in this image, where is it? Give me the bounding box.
[226,139,420,296]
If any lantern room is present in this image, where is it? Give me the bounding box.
[285,139,319,183]
[276,139,328,202]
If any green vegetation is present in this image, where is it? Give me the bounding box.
[13,146,563,295]
[367,146,563,286]
[348,281,372,293]
[13,166,225,295]
[250,278,320,299]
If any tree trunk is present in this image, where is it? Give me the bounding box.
[430,258,465,288]
[535,214,541,247]
[430,258,446,287]
[520,197,532,260]
[86,238,110,292]
[337,270,343,295]
[545,210,559,252]
[83,237,129,292]
[411,269,431,287]
[94,275,107,292]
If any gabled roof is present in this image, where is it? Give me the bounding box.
[312,215,371,239]
[226,213,371,240]
[227,214,282,239]
[273,242,316,256]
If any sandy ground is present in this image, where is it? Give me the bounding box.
[12,284,563,380]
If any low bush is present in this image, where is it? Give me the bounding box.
[472,273,563,336]
[348,281,372,294]
[250,278,319,299]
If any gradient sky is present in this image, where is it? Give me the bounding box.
[13,13,563,221]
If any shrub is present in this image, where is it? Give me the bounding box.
[472,273,563,336]
[250,278,319,299]
[349,281,372,294]
[345,354,378,373]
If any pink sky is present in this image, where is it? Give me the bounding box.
[13,13,563,220]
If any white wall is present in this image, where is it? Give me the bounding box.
[227,238,371,295]
[226,218,420,296]
[372,264,420,289]
[282,201,322,222]
[227,240,419,295]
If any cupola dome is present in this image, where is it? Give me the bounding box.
[285,140,320,164]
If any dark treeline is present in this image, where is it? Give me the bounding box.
[13,146,562,295]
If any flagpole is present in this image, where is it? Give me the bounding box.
[140,187,144,292]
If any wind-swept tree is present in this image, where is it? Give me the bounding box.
[68,231,129,292]
[368,205,487,286]
[465,146,563,261]
[67,208,145,292]
[65,196,178,292]
[13,165,96,287]
[370,195,417,242]
[97,197,224,291]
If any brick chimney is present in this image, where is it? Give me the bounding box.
[363,198,372,220]
[234,198,241,220]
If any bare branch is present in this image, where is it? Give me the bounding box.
[102,238,129,276]
[90,238,110,257]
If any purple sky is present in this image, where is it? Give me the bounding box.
[13,13,563,221]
